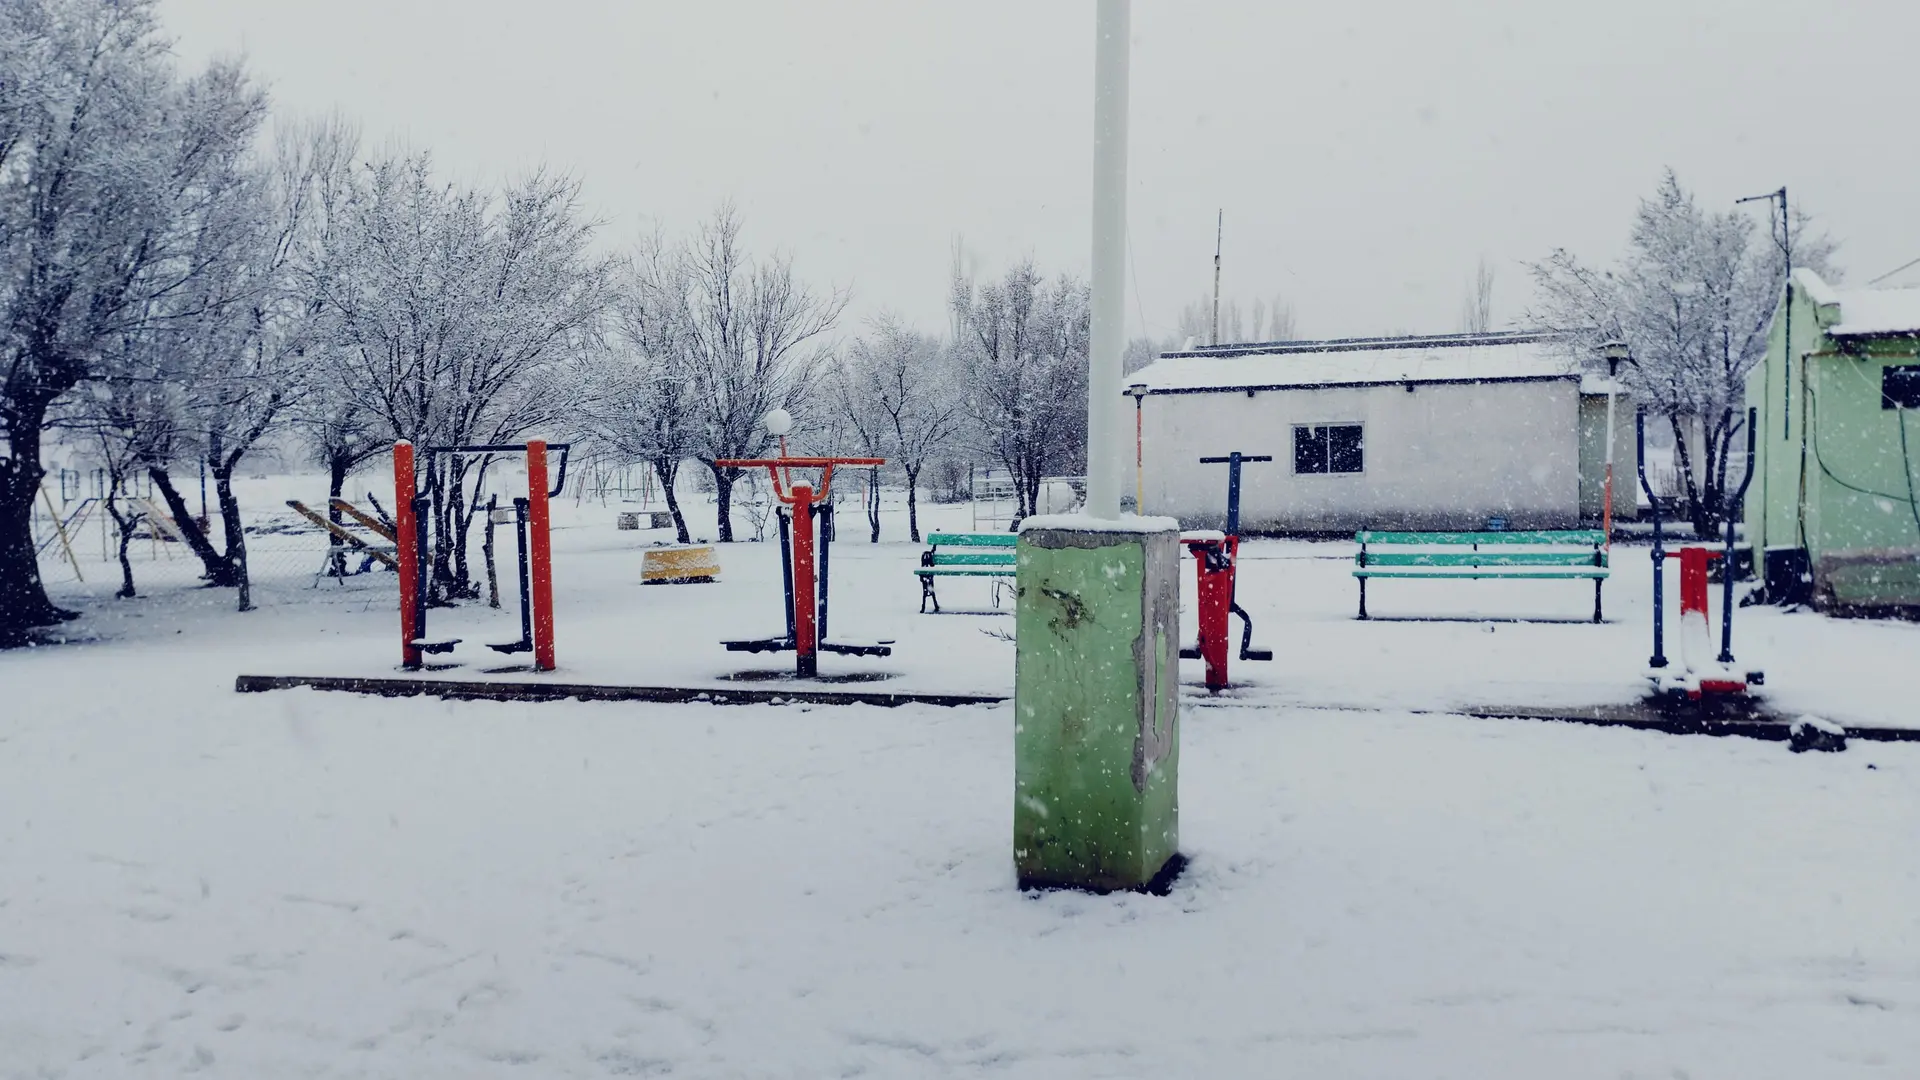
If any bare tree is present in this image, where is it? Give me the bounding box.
[677,204,846,542]
[952,260,1090,524]
[1529,170,1837,535]
[311,153,613,599]
[0,0,269,635]
[1459,256,1496,333]
[836,315,962,542]
[583,232,701,543]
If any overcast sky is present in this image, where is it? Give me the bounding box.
[162,0,1920,343]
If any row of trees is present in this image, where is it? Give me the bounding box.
[0,0,1098,635]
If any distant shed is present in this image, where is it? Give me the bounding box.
[1123,330,1636,533]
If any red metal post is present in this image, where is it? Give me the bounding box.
[790,482,818,677]
[527,440,556,672]
[393,441,421,669]
[1184,535,1236,691]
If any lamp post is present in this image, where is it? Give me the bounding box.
[1600,341,1632,547]
[1126,382,1148,511]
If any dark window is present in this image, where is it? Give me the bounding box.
[1293,424,1363,474]
[1884,365,1920,409]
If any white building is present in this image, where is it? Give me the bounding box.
[1123,331,1637,533]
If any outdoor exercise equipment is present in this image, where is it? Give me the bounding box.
[1636,409,1762,699]
[716,414,889,677]
[1178,452,1273,691]
[393,439,569,671]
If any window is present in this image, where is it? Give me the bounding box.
[1293,424,1364,474]
[1884,365,1920,410]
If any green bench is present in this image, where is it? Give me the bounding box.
[1353,529,1609,622]
[916,532,1017,613]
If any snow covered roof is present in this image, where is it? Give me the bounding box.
[1127,331,1580,395]
[1794,268,1920,338]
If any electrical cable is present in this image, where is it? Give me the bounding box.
[1804,381,1920,553]
[1900,406,1920,540]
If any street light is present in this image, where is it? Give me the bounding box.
[1599,341,1633,546]
[1126,382,1148,511]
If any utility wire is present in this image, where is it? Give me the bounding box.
[1868,255,1920,287]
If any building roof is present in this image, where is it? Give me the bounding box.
[1126,330,1580,395]
[1795,268,1920,338]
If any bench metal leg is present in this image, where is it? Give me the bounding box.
[1358,577,1368,620]
[1594,578,1603,624]
[919,576,940,614]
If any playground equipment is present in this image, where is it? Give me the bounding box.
[1636,408,1763,700]
[393,439,569,671]
[716,411,889,677]
[1178,452,1273,691]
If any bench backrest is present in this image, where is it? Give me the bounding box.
[926,532,1018,548]
[1354,529,1606,569]
[1354,529,1605,546]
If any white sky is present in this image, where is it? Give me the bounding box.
[161,0,1920,343]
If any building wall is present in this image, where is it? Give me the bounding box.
[1133,378,1583,532]
[1747,284,1920,607]
[1577,392,1641,522]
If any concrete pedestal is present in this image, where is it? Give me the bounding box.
[1013,518,1182,891]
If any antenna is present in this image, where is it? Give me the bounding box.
[1210,210,1223,347]
[1736,186,1790,441]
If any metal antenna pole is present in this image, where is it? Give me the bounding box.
[1210,209,1223,347]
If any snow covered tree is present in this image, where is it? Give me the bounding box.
[0,0,268,635]
[1529,170,1837,536]
[309,153,613,599]
[834,315,962,542]
[583,232,702,544]
[677,204,846,543]
[952,260,1090,524]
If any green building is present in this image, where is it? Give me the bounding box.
[1746,268,1920,609]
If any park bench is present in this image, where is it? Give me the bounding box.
[915,532,1017,613]
[1353,529,1609,622]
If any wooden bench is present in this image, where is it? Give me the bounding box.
[1353,529,1609,622]
[915,532,1017,613]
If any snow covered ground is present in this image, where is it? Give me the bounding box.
[5,480,1919,1076]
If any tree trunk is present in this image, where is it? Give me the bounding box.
[327,453,352,579]
[148,467,242,586]
[710,463,737,543]
[906,465,922,544]
[211,462,252,612]
[1667,416,1709,539]
[867,469,881,543]
[654,457,691,544]
[0,405,79,634]
[109,497,140,599]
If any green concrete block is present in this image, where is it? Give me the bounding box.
[1013,521,1182,891]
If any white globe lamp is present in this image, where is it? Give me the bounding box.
[764,408,793,437]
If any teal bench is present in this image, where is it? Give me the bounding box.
[916,532,1017,613]
[1354,529,1609,622]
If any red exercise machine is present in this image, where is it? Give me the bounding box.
[1636,409,1762,700]
[1179,452,1273,691]
[715,451,891,677]
[393,439,568,672]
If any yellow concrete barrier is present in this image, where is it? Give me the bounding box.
[641,545,720,584]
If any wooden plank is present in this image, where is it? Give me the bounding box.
[641,546,720,583]
[329,498,397,542]
[285,500,400,569]
[926,532,1018,547]
[235,673,1005,709]
[1355,529,1605,546]
[1352,569,1608,579]
[929,551,1017,566]
[1362,551,1607,568]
